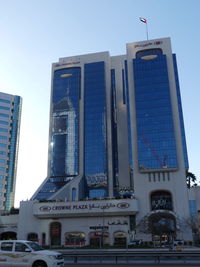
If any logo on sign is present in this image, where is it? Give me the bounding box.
[39,206,51,212]
[117,202,130,209]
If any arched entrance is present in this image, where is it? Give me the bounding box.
[149,212,176,246]
[114,231,127,247]
[89,231,109,247]
[0,231,17,240]
[49,222,61,246]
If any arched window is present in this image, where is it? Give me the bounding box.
[0,231,17,240]
[89,231,109,247]
[65,232,85,246]
[50,222,61,246]
[72,188,77,201]
[113,231,127,247]
[136,48,163,58]
[151,190,173,211]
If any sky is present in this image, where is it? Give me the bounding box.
[0,0,199,207]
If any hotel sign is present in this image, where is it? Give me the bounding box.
[134,41,163,48]
[33,199,138,218]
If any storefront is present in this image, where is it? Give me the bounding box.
[17,198,138,247]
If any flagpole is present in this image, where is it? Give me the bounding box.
[139,18,149,40]
[146,22,149,40]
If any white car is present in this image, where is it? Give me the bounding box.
[0,240,64,267]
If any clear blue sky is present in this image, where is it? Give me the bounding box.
[0,0,199,207]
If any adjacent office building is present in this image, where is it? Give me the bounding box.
[0,92,22,210]
[24,37,192,245]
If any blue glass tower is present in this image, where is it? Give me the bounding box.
[0,92,22,210]
[84,62,108,198]
[32,38,189,207]
[134,50,178,170]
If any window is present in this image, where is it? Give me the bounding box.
[136,48,163,58]
[65,232,85,246]
[0,159,6,163]
[0,136,7,140]
[15,242,29,252]
[0,144,7,147]
[0,106,10,111]
[0,99,11,104]
[1,242,13,251]
[72,188,77,201]
[0,120,9,125]
[151,190,173,211]
[0,113,9,118]
[0,128,8,132]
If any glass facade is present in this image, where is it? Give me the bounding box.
[50,68,80,177]
[189,200,197,217]
[134,52,178,170]
[173,54,189,169]
[32,39,189,202]
[0,94,22,210]
[5,96,22,210]
[125,60,133,169]
[34,68,80,200]
[84,62,108,198]
[111,69,119,192]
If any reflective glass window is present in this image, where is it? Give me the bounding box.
[5,95,22,210]
[0,99,11,104]
[84,62,108,197]
[189,200,197,217]
[0,113,9,118]
[173,54,189,169]
[133,55,178,170]
[125,60,133,168]
[89,189,107,199]
[0,128,8,132]
[0,120,9,125]
[72,188,77,201]
[111,69,119,189]
[50,67,80,177]
[0,143,6,147]
[0,136,7,140]
[136,48,163,58]
[0,106,10,110]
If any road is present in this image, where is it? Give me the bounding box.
[64,265,200,267]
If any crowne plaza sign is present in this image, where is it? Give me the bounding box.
[33,199,138,218]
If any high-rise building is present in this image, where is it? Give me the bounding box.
[0,92,22,210]
[31,38,191,243]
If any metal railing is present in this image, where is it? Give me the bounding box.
[61,250,200,265]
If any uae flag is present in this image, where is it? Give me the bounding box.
[140,17,147,23]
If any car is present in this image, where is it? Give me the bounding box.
[128,239,143,247]
[0,240,64,266]
[173,239,184,246]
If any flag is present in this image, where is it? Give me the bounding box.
[140,17,147,23]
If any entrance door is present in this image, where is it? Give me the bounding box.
[50,222,61,246]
